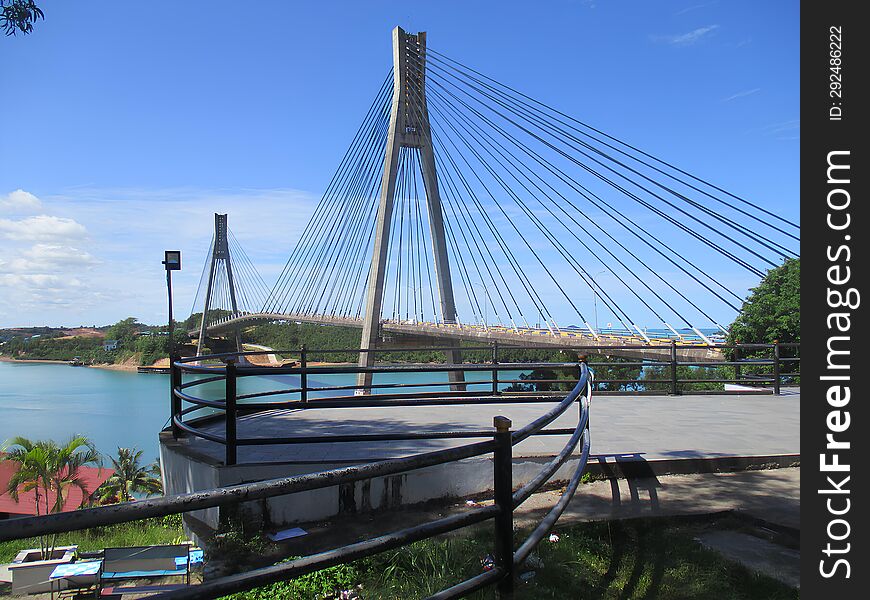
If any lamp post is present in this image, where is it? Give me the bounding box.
[162,250,181,356]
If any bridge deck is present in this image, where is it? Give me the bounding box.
[176,388,799,465]
[198,313,724,361]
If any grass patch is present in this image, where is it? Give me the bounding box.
[0,515,184,563]
[219,517,798,599]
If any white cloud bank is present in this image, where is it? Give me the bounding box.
[0,187,316,327]
[0,189,42,214]
[0,215,89,241]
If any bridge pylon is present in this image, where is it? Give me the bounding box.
[196,213,242,356]
[358,26,464,392]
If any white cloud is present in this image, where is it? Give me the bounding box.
[0,244,98,274]
[674,2,717,17]
[0,215,89,241]
[0,191,97,324]
[654,25,720,46]
[0,273,110,311]
[0,189,42,214]
[722,88,761,102]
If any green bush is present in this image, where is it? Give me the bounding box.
[222,560,360,600]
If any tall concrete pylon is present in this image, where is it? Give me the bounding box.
[357,27,464,391]
[196,213,242,356]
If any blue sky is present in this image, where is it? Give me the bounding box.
[0,0,799,328]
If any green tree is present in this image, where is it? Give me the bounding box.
[728,258,800,345]
[726,257,799,380]
[98,448,163,503]
[1,0,43,36]
[1,435,102,559]
[106,317,141,344]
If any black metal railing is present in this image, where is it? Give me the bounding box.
[167,342,797,467]
[0,360,593,600]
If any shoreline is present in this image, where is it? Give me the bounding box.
[0,355,139,371]
[0,356,70,365]
[1,355,351,370]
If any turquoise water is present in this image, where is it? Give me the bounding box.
[0,361,522,460]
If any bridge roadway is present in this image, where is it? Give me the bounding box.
[196,312,724,362]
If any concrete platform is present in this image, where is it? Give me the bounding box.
[160,389,799,533]
[173,388,799,464]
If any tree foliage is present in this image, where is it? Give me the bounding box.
[1,0,43,36]
[105,317,142,344]
[1,317,190,365]
[728,258,800,344]
[98,448,163,504]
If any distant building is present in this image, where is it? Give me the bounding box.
[103,339,120,351]
[0,457,113,519]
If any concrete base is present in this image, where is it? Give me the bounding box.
[160,431,582,538]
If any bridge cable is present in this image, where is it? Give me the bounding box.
[264,72,393,314]
[425,48,800,234]
[426,88,659,330]
[263,74,389,313]
[432,68,796,262]
[425,75,747,311]
[426,68,768,278]
[403,82,545,328]
[427,113,565,330]
[425,52,800,251]
[280,81,392,315]
[189,234,214,324]
[426,82,740,324]
[293,101,390,314]
[304,108,391,316]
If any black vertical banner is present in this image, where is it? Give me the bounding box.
[802,2,869,596]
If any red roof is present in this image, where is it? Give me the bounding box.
[0,457,113,517]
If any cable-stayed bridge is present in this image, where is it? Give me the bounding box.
[187,27,799,379]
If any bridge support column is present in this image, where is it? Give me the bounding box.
[197,214,242,356]
[358,27,464,392]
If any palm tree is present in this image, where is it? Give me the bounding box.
[50,436,102,512]
[2,435,102,559]
[2,437,51,515]
[98,448,163,503]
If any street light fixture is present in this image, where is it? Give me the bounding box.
[162,251,181,356]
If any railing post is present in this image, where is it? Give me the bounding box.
[225,359,237,466]
[492,341,499,396]
[670,340,679,396]
[773,340,781,395]
[170,353,181,439]
[493,415,514,599]
[733,342,742,383]
[300,345,308,404]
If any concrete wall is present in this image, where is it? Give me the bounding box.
[159,435,221,530]
[159,430,582,535]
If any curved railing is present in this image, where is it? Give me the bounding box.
[168,342,796,467]
[0,354,592,600]
[169,344,590,465]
